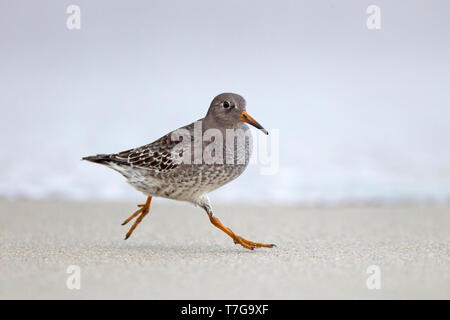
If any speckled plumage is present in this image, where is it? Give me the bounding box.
[102,120,252,208]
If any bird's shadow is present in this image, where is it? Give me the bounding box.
[98,242,262,256]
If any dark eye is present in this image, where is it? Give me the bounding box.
[223,101,230,108]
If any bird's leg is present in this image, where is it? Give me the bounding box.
[121,196,152,240]
[201,205,275,250]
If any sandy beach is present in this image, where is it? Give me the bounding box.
[0,199,448,299]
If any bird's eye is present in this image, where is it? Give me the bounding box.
[223,101,230,108]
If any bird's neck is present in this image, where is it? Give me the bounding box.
[202,116,249,135]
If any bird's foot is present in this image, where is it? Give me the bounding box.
[121,205,147,226]
[206,214,275,250]
[232,235,276,250]
[121,196,152,240]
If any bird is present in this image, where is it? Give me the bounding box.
[83,93,275,250]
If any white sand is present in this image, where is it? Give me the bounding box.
[0,199,448,299]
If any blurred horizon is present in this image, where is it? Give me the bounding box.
[0,0,449,205]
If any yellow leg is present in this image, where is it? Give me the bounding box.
[207,213,276,250]
[121,196,152,240]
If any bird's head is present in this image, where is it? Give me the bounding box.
[205,93,268,135]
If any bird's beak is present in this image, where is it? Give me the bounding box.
[240,110,269,135]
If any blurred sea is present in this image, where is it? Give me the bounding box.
[1,125,449,205]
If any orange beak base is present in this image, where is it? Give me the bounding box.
[240,110,268,135]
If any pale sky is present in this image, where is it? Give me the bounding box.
[0,0,449,203]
